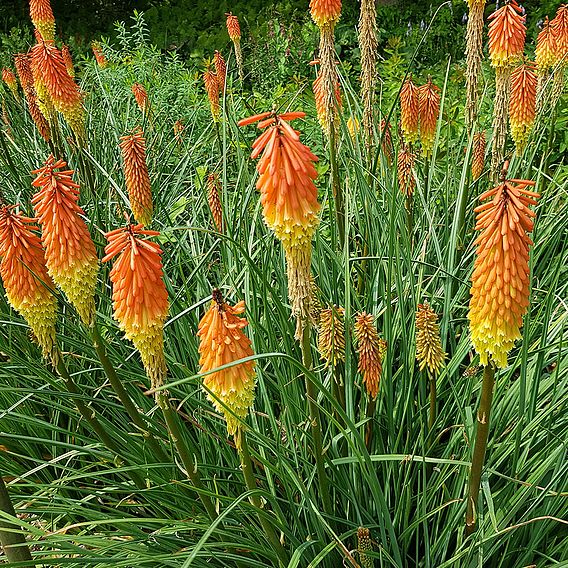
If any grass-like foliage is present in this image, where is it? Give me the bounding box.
[0,6,567,568]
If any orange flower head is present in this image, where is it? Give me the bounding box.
[313,66,342,133]
[203,66,220,122]
[14,53,50,141]
[397,146,415,197]
[131,82,149,114]
[400,77,419,144]
[310,0,342,28]
[0,205,57,360]
[30,38,84,139]
[509,62,537,154]
[197,289,256,436]
[2,68,19,101]
[226,13,241,42]
[487,0,526,68]
[29,0,55,42]
[380,119,394,164]
[472,131,486,180]
[415,303,446,376]
[206,172,223,233]
[119,128,153,226]
[31,156,99,326]
[551,4,568,62]
[354,312,387,399]
[536,17,558,72]
[103,224,169,388]
[418,78,440,157]
[61,44,74,78]
[214,50,227,92]
[91,41,108,68]
[468,176,539,368]
[238,111,320,330]
[173,119,184,143]
[317,306,345,367]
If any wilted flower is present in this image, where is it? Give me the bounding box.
[380,119,394,164]
[103,224,169,388]
[0,205,57,360]
[31,156,99,326]
[317,306,345,367]
[418,78,440,157]
[509,62,537,154]
[400,77,419,144]
[468,176,540,367]
[197,289,256,436]
[415,303,446,376]
[119,128,153,226]
[358,0,378,148]
[312,63,341,135]
[354,312,387,399]
[465,0,486,128]
[29,0,55,42]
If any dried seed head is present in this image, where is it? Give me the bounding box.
[358,0,378,147]
[357,527,374,568]
[468,178,540,367]
[465,0,486,128]
[354,312,387,399]
[415,303,446,376]
[317,306,345,367]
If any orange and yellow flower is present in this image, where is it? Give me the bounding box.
[0,205,57,360]
[2,68,19,101]
[418,78,440,157]
[91,42,108,68]
[61,44,74,78]
[14,53,50,141]
[509,62,537,154]
[551,4,568,64]
[31,156,99,326]
[536,17,557,73]
[472,131,486,181]
[400,77,419,144]
[468,177,539,368]
[397,146,415,197]
[354,312,387,399]
[310,0,342,29]
[30,37,84,140]
[197,289,256,436]
[206,172,223,233]
[131,82,149,115]
[103,224,169,388]
[203,66,220,122]
[487,0,526,68]
[214,50,227,92]
[226,13,241,42]
[119,128,153,227]
[238,111,320,334]
[29,0,55,42]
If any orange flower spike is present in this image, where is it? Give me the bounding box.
[214,51,227,92]
[61,44,74,78]
[91,42,108,68]
[131,82,149,114]
[487,0,526,68]
[0,205,57,360]
[203,67,220,122]
[509,62,537,154]
[551,5,568,63]
[397,146,415,197]
[468,177,540,368]
[207,172,223,233]
[103,225,169,388]
[197,289,256,436]
[119,128,153,226]
[226,13,241,42]
[2,68,19,101]
[30,38,85,140]
[354,312,387,399]
[536,17,558,72]
[29,0,55,42]
[31,156,99,326]
[418,78,440,157]
[310,0,342,29]
[400,77,419,144]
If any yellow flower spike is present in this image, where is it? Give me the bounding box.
[29,0,55,42]
[317,306,345,367]
[197,289,256,436]
[31,156,99,327]
[418,78,440,158]
[509,62,537,154]
[0,205,57,360]
[468,175,540,368]
[103,224,169,389]
[415,303,446,376]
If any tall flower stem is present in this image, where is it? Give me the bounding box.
[364,397,376,451]
[465,364,496,535]
[329,115,344,249]
[90,322,169,463]
[428,375,437,430]
[156,392,218,521]
[0,476,33,564]
[55,352,146,489]
[235,428,289,567]
[301,322,333,517]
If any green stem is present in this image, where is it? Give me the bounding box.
[364,396,377,451]
[0,476,34,564]
[428,376,437,431]
[55,352,146,489]
[236,428,288,567]
[329,127,344,250]
[90,323,169,462]
[156,392,218,521]
[405,194,414,247]
[300,323,333,517]
[465,364,496,535]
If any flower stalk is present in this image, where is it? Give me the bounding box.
[0,476,33,564]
